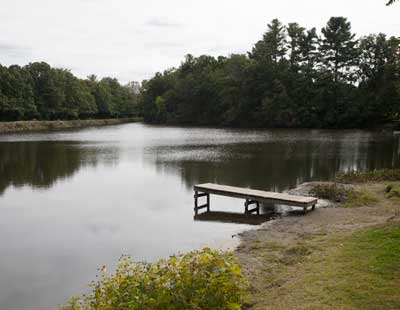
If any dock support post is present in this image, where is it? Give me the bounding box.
[194,191,210,215]
[194,191,199,215]
[312,204,316,211]
[245,199,260,215]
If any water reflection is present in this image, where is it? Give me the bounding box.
[147,130,400,192]
[194,211,275,225]
[1,128,399,196]
[0,141,119,194]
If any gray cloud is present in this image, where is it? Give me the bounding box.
[0,0,397,83]
[145,18,181,28]
[0,42,31,58]
[144,42,184,49]
[205,44,248,55]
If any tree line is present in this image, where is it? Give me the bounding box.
[0,62,139,121]
[141,17,400,128]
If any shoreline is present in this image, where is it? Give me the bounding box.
[0,118,142,134]
[235,181,400,309]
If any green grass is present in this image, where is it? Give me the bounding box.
[339,224,400,308]
[245,223,400,310]
[279,244,313,266]
[343,188,379,208]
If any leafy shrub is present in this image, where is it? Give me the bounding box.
[65,248,248,310]
[385,182,400,199]
[310,183,349,202]
[337,169,400,184]
[310,183,378,208]
[343,189,378,208]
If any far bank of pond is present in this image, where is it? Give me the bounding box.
[0,118,142,134]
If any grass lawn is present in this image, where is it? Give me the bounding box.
[246,222,400,310]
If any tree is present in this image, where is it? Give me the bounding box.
[299,28,320,73]
[26,62,65,119]
[0,65,36,120]
[287,23,306,71]
[358,34,388,82]
[0,62,137,121]
[77,81,98,118]
[320,17,359,83]
[261,79,295,127]
[139,17,400,129]
[251,19,287,66]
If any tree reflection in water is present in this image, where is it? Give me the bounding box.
[0,141,118,194]
[147,130,400,192]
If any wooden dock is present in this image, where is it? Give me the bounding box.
[193,183,318,215]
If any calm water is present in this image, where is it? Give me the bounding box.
[0,123,399,310]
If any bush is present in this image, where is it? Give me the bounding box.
[309,183,349,202]
[343,189,378,208]
[309,183,378,208]
[385,182,400,199]
[65,248,248,310]
[336,169,400,184]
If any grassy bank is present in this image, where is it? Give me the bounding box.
[237,171,400,309]
[240,221,400,309]
[0,118,142,134]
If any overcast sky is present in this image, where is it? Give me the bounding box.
[1,0,398,83]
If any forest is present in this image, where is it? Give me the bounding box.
[141,17,400,128]
[0,62,139,121]
[1,16,399,128]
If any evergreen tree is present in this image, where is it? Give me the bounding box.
[320,17,359,83]
[251,19,287,66]
[140,17,400,129]
[287,23,306,71]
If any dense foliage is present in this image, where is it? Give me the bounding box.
[0,62,139,121]
[66,248,248,310]
[337,168,400,183]
[141,17,400,128]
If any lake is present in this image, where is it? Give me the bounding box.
[0,123,399,310]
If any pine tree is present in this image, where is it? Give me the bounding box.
[287,23,306,71]
[251,19,287,65]
[320,17,359,84]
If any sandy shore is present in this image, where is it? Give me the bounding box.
[0,118,142,134]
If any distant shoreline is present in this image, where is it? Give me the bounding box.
[0,118,142,134]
